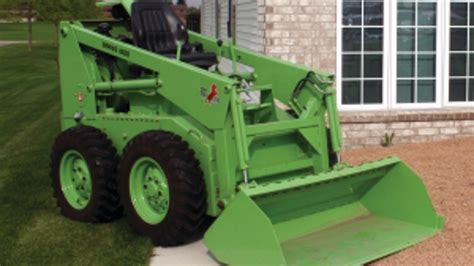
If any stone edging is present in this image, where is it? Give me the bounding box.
[340,109,474,124]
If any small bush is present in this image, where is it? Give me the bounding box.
[381,132,395,147]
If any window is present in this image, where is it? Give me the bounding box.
[448,1,474,102]
[396,0,438,104]
[340,0,385,106]
[337,0,453,110]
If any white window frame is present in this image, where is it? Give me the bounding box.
[390,0,443,109]
[443,0,474,107]
[337,0,390,111]
[338,0,474,111]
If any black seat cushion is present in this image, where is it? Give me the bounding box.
[131,1,217,69]
[163,53,218,69]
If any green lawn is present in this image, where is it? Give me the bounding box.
[0,22,56,41]
[0,44,151,265]
[0,10,8,20]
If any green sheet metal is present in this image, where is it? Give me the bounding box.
[204,157,444,265]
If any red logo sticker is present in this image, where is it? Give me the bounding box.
[201,84,220,105]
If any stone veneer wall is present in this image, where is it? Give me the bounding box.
[262,0,337,73]
[340,110,474,149]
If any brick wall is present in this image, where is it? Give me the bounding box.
[263,0,337,73]
[232,0,474,150]
[341,110,474,149]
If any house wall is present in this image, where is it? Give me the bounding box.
[217,0,229,39]
[235,0,265,52]
[341,110,474,149]
[263,0,337,73]
[201,0,217,37]
[202,0,265,51]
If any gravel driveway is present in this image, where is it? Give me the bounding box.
[343,138,474,265]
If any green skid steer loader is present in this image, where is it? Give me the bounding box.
[50,0,444,264]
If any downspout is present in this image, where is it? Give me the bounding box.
[227,0,232,40]
[231,0,236,45]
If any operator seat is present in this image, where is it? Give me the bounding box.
[131,0,217,69]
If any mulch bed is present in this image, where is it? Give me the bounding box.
[343,138,474,265]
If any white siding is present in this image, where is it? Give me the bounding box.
[235,0,261,52]
[201,0,216,37]
[201,0,262,52]
[218,0,229,40]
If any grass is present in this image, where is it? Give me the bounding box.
[0,10,8,20]
[0,22,56,41]
[0,43,151,265]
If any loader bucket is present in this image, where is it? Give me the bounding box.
[204,157,444,265]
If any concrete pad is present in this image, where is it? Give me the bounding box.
[149,240,220,266]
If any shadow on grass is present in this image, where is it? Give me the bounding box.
[0,22,56,42]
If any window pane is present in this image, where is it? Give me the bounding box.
[396,1,438,105]
[450,54,467,76]
[470,30,474,51]
[471,3,474,26]
[470,79,474,101]
[418,28,436,51]
[451,3,468,26]
[343,0,362,26]
[343,55,361,78]
[364,55,383,77]
[364,28,383,51]
[364,0,383,26]
[398,28,415,51]
[449,79,467,101]
[418,80,436,103]
[418,3,436,26]
[470,54,474,76]
[343,28,362,51]
[398,54,415,77]
[449,3,472,103]
[398,2,415,26]
[418,55,436,77]
[397,80,415,103]
[363,80,383,104]
[342,81,361,104]
[450,28,468,51]
[341,0,385,107]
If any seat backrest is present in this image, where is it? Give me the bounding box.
[131,1,188,55]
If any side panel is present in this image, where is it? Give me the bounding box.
[59,23,98,121]
[65,22,236,130]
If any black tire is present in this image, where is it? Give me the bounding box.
[50,126,122,222]
[118,131,207,246]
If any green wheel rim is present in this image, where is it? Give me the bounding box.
[60,150,92,210]
[129,157,170,225]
